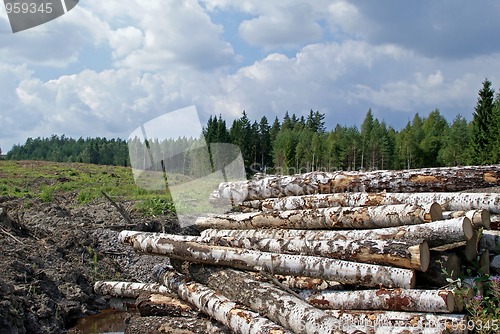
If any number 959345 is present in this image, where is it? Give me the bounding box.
[5,2,53,14]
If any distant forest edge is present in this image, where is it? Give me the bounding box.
[3,79,500,174]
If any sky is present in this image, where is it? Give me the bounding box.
[1,0,500,153]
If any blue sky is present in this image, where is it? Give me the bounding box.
[1,0,500,152]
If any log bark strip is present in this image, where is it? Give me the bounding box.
[200,217,473,248]
[201,236,429,271]
[156,269,292,334]
[195,203,441,230]
[181,264,345,334]
[246,191,500,214]
[120,231,416,288]
[93,281,171,299]
[299,288,455,313]
[211,166,500,203]
[136,293,196,317]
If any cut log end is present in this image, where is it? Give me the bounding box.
[429,202,443,222]
[462,217,474,240]
[445,291,456,313]
[419,241,431,272]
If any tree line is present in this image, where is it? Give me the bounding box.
[5,79,500,174]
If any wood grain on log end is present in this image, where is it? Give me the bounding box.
[419,241,431,272]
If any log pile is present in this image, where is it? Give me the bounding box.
[95,165,500,333]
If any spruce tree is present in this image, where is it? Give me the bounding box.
[470,79,495,164]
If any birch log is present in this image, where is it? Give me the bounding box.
[120,231,416,288]
[156,269,292,334]
[211,165,500,203]
[479,230,500,253]
[201,217,473,248]
[299,288,455,313]
[201,236,429,271]
[324,310,467,334]
[442,210,491,229]
[136,293,196,317]
[195,203,441,230]
[182,264,346,334]
[247,192,500,214]
[94,281,171,299]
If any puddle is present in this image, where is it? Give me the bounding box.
[66,308,135,334]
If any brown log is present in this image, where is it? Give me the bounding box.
[324,309,467,334]
[180,264,346,334]
[201,235,429,271]
[195,203,441,230]
[136,292,196,317]
[442,209,491,229]
[478,249,490,275]
[211,166,500,203]
[479,230,500,253]
[156,269,292,334]
[200,217,474,248]
[120,231,416,288]
[299,288,455,313]
[247,191,500,214]
[125,316,231,334]
[416,251,463,288]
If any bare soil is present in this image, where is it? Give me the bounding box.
[0,194,182,334]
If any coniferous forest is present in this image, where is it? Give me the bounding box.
[4,79,500,175]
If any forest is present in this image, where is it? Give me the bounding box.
[4,79,500,175]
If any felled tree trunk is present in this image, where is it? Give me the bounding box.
[136,293,197,317]
[125,316,231,334]
[324,309,467,334]
[442,209,491,229]
[247,191,500,214]
[201,235,429,271]
[200,217,473,248]
[211,166,500,203]
[180,264,345,334]
[194,203,441,230]
[479,230,500,253]
[94,281,171,299]
[299,288,455,313]
[120,231,416,288]
[155,269,292,334]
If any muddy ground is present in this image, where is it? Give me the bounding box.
[0,193,188,334]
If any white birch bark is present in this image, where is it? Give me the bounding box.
[200,235,429,271]
[157,269,293,334]
[94,281,171,299]
[247,192,500,214]
[195,203,441,230]
[299,288,455,313]
[442,209,491,229]
[200,217,473,248]
[183,265,346,334]
[211,166,500,203]
[120,231,416,288]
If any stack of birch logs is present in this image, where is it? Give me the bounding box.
[95,165,500,334]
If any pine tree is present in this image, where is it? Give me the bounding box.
[470,79,496,164]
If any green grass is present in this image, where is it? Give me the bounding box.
[0,160,180,216]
